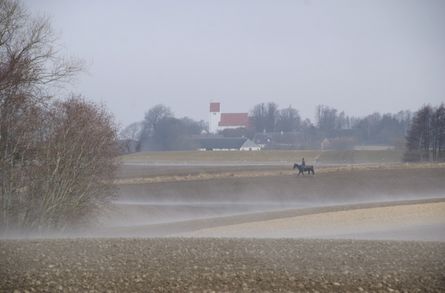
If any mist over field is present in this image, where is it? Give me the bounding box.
[3,155,445,291]
[2,0,445,292]
[96,156,445,239]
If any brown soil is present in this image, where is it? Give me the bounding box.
[2,165,445,292]
[1,238,444,292]
[117,167,445,203]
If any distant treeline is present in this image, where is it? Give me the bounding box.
[120,105,206,152]
[246,103,411,150]
[404,104,445,162]
[120,102,423,154]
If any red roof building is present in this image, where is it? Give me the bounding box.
[219,113,249,128]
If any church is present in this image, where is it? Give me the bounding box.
[208,102,250,133]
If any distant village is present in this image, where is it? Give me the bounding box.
[120,101,415,153]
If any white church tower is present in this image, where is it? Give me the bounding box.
[209,102,221,133]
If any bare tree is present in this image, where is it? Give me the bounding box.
[266,102,278,132]
[316,105,338,134]
[250,103,267,133]
[1,96,118,232]
[431,104,445,161]
[119,121,143,153]
[405,105,433,161]
[1,0,79,232]
[250,102,278,133]
[276,106,301,132]
[0,93,45,230]
[138,104,173,151]
[417,105,433,160]
[0,0,80,97]
[120,121,144,141]
[436,104,445,160]
[0,1,117,233]
[29,97,118,230]
[154,117,204,151]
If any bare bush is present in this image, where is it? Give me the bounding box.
[0,1,117,233]
[1,97,118,232]
[26,97,118,231]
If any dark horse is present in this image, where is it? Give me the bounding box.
[293,163,315,175]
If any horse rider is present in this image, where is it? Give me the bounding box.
[301,158,305,168]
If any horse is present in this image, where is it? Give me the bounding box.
[293,163,315,175]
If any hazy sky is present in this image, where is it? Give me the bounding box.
[26,0,445,126]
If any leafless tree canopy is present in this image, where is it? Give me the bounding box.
[0,0,80,97]
[0,0,118,233]
[135,105,205,151]
[405,104,445,162]
[250,103,279,133]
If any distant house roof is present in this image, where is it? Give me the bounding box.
[218,113,249,127]
[197,137,248,150]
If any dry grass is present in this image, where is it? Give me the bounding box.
[120,149,404,165]
[114,162,445,185]
[121,150,321,163]
[318,149,403,164]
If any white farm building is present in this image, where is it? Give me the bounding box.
[197,137,260,151]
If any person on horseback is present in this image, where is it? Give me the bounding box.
[293,159,314,175]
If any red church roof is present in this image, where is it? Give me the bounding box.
[219,113,249,127]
